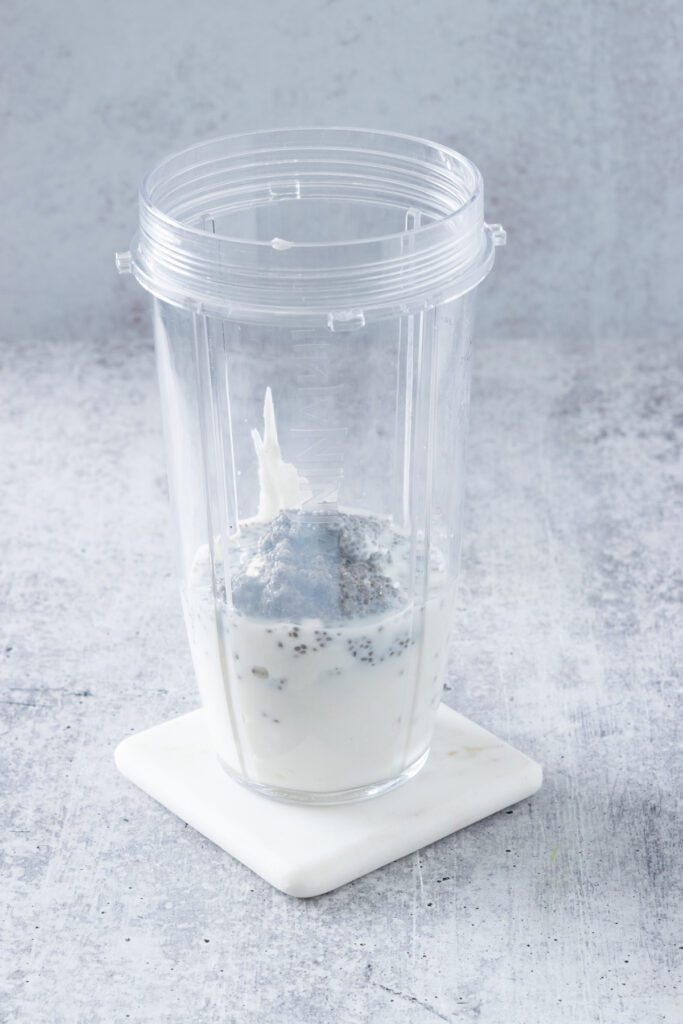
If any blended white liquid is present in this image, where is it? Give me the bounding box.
[180,388,455,796]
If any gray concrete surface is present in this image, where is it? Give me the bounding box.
[2,0,682,345]
[2,333,680,1023]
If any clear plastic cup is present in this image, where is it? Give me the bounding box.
[117,128,505,804]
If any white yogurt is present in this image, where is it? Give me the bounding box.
[182,528,454,796]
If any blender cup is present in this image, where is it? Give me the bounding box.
[117,128,505,804]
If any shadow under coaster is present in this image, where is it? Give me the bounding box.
[115,704,542,898]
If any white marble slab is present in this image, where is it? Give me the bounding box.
[115,703,542,897]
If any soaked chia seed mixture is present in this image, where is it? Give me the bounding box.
[183,508,453,788]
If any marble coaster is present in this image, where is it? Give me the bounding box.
[115,704,542,898]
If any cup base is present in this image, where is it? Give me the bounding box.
[217,746,431,806]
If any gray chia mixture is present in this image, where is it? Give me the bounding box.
[230,510,405,623]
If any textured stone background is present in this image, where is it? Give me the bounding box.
[1,0,682,344]
[2,335,680,1022]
